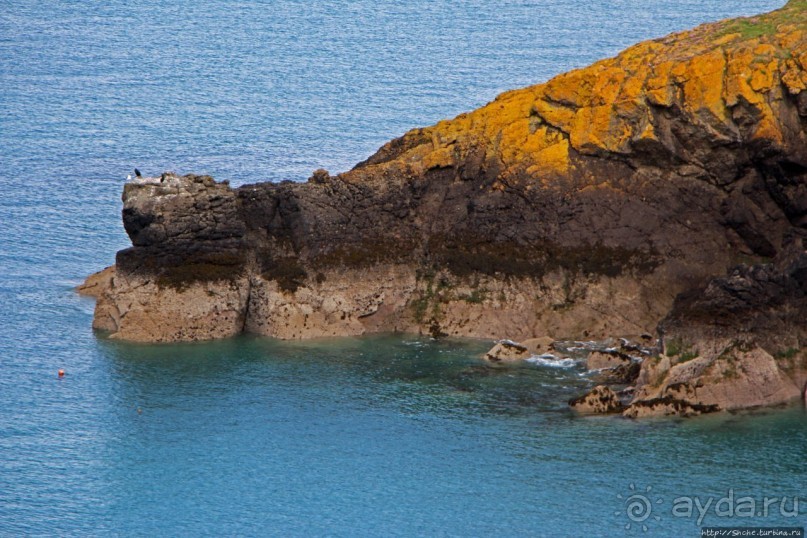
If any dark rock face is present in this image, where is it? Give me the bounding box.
[596,361,642,386]
[230,166,666,286]
[117,175,246,284]
[616,242,807,417]
[660,234,807,356]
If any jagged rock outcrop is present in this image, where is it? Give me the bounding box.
[86,2,807,352]
[586,349,633,370]
[583,348,642,384]
[484,340,530,363]
[622,235,807,416]
[596,362,643,386]
[630,345,803,412]
[570,386,624,414]
[659,234,807,358]
[484,337,555,362]
[574,236,807,417]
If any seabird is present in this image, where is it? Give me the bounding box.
[126,174,131,181]
[160,173,166,183]
[134,168,142,178]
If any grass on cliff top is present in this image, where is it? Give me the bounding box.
[716,0,805,40]
[721,19,778,40]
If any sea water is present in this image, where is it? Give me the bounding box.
[1,1,804,535]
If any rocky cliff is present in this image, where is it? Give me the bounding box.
[84,0,807,382]
[623,235,807,416]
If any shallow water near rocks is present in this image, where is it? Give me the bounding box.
[1,0,804,535]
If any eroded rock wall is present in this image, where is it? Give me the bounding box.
[88,1,807,344]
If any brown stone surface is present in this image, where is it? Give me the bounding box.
[484,341,530,363]
[586,349,633,371]
[630,345,806,413]
[623,398,719,419]
[90,271,250,342]
[76,266,115,298]
[569,385,623,414]
[522,337,556,356]
[596,362,643,386]
[483,336,556,363]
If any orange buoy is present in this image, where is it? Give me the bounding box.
[58,369,65,378]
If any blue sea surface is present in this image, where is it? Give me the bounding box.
[1,1,804,536]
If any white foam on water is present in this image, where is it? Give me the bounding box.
[526,354,580,369]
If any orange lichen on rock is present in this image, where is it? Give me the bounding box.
[361,0,806,179]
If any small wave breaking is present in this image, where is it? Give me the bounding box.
[526,354,580,369]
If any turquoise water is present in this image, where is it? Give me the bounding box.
[1,1,804,535]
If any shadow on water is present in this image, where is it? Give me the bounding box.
[95,332,807,506]
[96,332,595,419]
[95,332,807,430]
